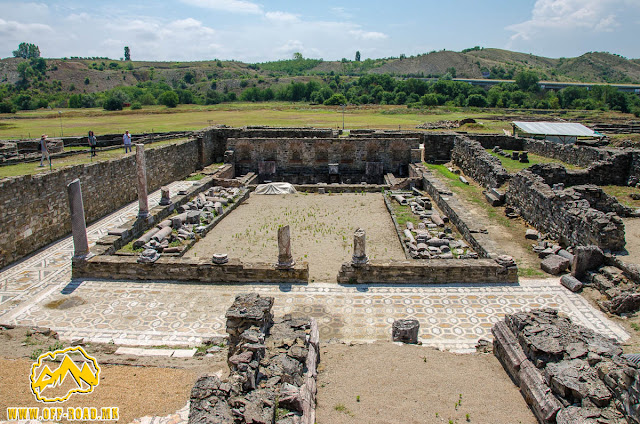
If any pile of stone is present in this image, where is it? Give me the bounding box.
[189,294,319,424]
[530,239,575,276]
[416,118,476,130]
[391,191,477,260]
[493,309,639,424]
[492,146,529,163]
[134,186,240,262]
[570,246,640,315]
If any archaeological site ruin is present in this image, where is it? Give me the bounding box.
[1,124,639,423]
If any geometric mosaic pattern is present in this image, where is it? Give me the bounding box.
[0,181,629,352]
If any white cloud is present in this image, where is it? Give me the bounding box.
[507,0,623,42]
[349,29,388,41]
[180,0,262,14]
[265,11,300,24]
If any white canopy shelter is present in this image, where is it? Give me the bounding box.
[513,121,602,144]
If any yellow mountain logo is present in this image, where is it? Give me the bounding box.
[30,346,101,402]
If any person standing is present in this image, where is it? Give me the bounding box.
[123,130,132,153]
[38,134,50,167]
[88,130,97,157]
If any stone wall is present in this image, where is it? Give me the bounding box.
[228,137,420,183]
[337,259,518,284]
[523,139,618,168]
[506,170,626,251]
[451,137,511,188]
[73,256,309,284]
[415,164,502,258]
[0,138,202,268]
[493,309,639,424]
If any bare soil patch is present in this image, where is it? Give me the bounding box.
[316,342,536,424]
[186,193,406,282]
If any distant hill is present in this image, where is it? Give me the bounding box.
[1,48,639,99]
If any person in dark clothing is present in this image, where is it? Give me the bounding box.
[88,130,97,157]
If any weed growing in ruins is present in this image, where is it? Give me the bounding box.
[631,323,640,332]
[334,404,353,416]
[185,173,205,181]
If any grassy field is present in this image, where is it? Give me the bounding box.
[487,149,583,173]
[0,138,188,178]
[4,103,631,141]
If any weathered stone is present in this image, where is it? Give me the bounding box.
[135,144,150,219]
[519,360,563,423]
[66,179,90,259]
[602,292,640,315]
[159,186,171,206]
[561,275,583,292]
[525,229,540,240]
[572,246,605,279]
[186,210,202,224]
[133,227,160,249]
[392,319,419,344]
[541,254,571,275]
[277,225,295,269]
[137,249,160,264]
[351,228,369,266]
[495,255,516,268]
[557,249,574,263]
[212,253,229,265]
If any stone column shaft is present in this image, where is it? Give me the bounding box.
[352,228,369,266]
[136,144,149,218]
[277,225,295,268]
[66,179,89,258]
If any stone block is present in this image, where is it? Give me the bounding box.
[572,245,605,279]
[541,254,570,275]
[519,360,562,424]
[392,319,420,344]
[560,275,583,292]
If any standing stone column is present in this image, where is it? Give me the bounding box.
[277,225,295,268]
[159,186,171,206]
[135,144,149,219]
[66,179,90,259]
[352,228,369,266]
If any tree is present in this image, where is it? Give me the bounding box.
[293,52,303,60]
[17,62,35,82]
[467,94,488,107]
[323,94,347,106]
[158,91,179,108]
[355,51,361,62]
[12,42,40,59]
[515,70,540,92]
[124,46,131,61]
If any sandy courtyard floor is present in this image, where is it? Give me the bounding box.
[186,192,407,282]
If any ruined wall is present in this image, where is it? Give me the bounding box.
[528,155,632,187]
[451,137,510,188]
[523,139,617,168]
[228,137,420,183]
[506,170,626,251]
[0,138,202,268]
[422,133,457,163]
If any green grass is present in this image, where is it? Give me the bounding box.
[424,162,546,277]
[601,185,640,208]
[119,241,144,254]
[185,173,205,181]
[0,137,189,178]
[487,149,583,173]
[390,201,421,229]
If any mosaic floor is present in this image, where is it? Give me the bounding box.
[0,181,629,352]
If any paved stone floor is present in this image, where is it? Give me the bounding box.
[0,181,629,352]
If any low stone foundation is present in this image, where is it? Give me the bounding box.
[493,309,639,424]
[73,256,309,284]
[337,259,517,284]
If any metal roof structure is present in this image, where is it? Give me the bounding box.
[513,121,600,138]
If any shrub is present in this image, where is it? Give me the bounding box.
[324,94,347,105]
[140,92,156,105]
[130,102,142,110]
[0,101,16,113]
[158,91,179,108]
[84,77,90,85]
[467,94,488,107]
[103,96,123,111]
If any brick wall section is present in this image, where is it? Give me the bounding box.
[0,138,202,268]
[451,137,510,188]
[506,170,626,251]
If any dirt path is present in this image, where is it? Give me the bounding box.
[316,342,536,424]
[187,193,406,282]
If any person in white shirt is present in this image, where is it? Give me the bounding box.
[39,134,49,167]
[123,130,132,153]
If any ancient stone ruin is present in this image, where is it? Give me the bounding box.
[493,309,639,424]
[189,293,319,424]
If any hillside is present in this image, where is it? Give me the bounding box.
[1,48,640,103]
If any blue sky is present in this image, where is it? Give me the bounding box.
[1,0,639,62]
